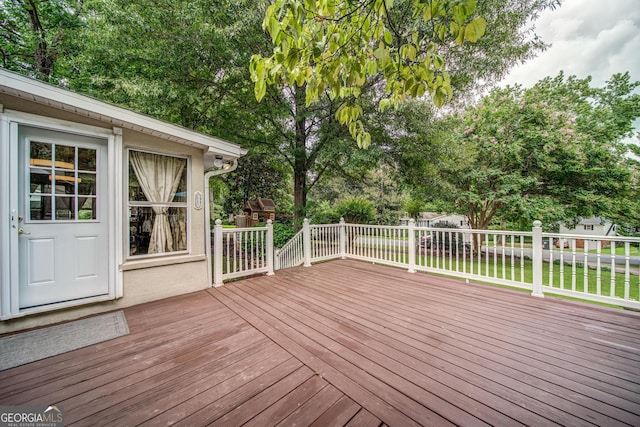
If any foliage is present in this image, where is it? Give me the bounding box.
[335,197,376,224]
[272,222,296,248]
[251,221,296,248]
[0,0,84,81]
[307,200,341,224]
[251,0,489,146]
[436,73,640,230]
[221,148,292,216]
[1,0,562,223]
[404,199,423,219]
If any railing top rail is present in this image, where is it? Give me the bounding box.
[344,224,408,230]
[541,232,640,243]
[220,226,268,233]
[310,223,341,228]
[419,228,533,236]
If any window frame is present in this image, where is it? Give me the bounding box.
[126,148,191,259]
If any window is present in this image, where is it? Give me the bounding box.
[29,140,97,221]
[583,224,594,231]
[128,150,188,257]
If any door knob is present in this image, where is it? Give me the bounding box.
[18,228,31,235]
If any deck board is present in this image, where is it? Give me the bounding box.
[0,259,638,426]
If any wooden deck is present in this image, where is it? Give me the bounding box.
[1,259,639,426]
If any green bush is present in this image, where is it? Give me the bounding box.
[335,197,375,224]
[253,221,296,248]
[273,222,296,248]
[308,200,340,224]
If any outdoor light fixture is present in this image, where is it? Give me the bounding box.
[213,155,224,168]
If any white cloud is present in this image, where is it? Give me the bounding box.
[500,0,640,88]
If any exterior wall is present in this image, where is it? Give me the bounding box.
[0,94,212,333]
[558,222,612,237]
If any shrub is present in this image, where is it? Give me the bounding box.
[335,197,375,224]
[273,222,296,248]
[308,200,340,224]
[253,221,296,248]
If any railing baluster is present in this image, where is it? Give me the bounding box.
[571,239,577,292]
[549,238,554,288]
[583,244,588,294]
[624,242,630,300]
[510,235,514,281]
[559,239,565,290]
[596,240,602,296]
[520,236,524,284]
[493,234,497,278]
[610,242,616,298]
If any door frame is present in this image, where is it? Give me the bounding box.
[1,110,123,320]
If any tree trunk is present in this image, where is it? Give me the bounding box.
[25,0,53,81]
[292,86,308,228]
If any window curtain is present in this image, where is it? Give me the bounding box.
[130,151,186,254]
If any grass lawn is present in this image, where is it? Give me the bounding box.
[588,245,640,256]
[418,253,639,302]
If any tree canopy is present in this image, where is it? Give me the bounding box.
[428,72,640,230]
[250,0,490,147]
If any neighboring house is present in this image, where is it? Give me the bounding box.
[558,217,616,236]
[400,212,470,229]
[0,69,246,332]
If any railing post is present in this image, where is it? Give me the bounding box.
[339,217,346,259]
[303,218,312,267]
[214,219,224,287]
[266,220,274,276]
[408,218,416,273]
[531,220,544,297]
[274,249,281,271]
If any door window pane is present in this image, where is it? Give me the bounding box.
[55,145,75,169]
[30,169,52,193]
[54,171,76,194]
[30,195,51,220]
[30,141,52,164]
[29,141,98,222]
[55,197,75,220]
[78,173,96,195]
[78,197,97,220]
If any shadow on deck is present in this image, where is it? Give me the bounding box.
[1,259,639,425]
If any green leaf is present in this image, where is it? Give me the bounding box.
[384,29,392,45]
[452,5,466,25]
[433,89,446,107]
[465,17,486,43]
[255,80,266,102]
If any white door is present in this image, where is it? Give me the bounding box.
[17,126,109,309]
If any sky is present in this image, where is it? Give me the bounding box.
[500,0,640,89]
[499,0,640,142]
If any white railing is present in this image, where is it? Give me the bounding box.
[541,232,640,306]
[214,218,640,309]
[345,223,410,268]
[311,223,343,262]
[274,229,304,270]
[213,220,273,285]
[414,227,533,291]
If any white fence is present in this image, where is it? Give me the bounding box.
[213,219,640,309]
[212,220,273,284]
